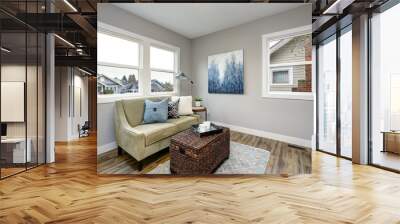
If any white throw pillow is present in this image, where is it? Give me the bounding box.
[172,96,193,115]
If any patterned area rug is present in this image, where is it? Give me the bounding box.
[148,142,269,174]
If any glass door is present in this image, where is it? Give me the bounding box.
[339,26,352,159]
[317,35,337,155]
[317,25,353,159]
[370,2,400,172]
[1,31,28,178]
[0,1,46,179]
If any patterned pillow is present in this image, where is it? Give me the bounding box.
[168,99,180,119]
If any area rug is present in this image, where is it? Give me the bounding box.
[148,142,269,174]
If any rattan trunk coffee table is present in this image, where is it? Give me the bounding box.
[170,127,230,175]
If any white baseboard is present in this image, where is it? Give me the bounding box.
[212,121,311,148]
[97,141,117,155]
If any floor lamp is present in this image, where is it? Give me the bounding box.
[176,72,194,96]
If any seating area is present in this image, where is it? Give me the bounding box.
[114,96,200,170]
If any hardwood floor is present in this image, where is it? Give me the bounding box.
[372,150,400,171]
[1,134,400,223]
[98,131,312,176]
[231,131,311,175]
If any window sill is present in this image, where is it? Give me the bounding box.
[270,83,293,86]
[98,92,177,104]
[262,92,314,101]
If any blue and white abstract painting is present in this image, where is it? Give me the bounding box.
[208,49,244,94]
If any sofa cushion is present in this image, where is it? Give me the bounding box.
[143,99,168,124]
[171,96,193,115]
[168,98,180,119]
[167,116,198,132]
[133,123,177,146]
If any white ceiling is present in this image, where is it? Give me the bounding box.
[114,3,303,39]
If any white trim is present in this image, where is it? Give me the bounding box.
[150,68,175,73]
[97,141,117,155]
[212,121,311,148]
[98,62,140,70]
[263,92,314,100]
[270,66,293,86]
[262,25,313,101]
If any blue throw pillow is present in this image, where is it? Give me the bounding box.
[143,99,168,124]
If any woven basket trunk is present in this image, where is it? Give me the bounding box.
[170,128,230,175]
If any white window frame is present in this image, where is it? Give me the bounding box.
[262,25,313,100]
[270,66,293,86]
[97,22,180,104]
[149,44,178,95]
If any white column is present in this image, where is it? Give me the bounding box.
[46,33,55,163]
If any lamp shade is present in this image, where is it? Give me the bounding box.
[176,72,188,80]
[176,72,193,84]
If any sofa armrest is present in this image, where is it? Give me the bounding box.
[114,101,146,160]
[119,126,146,159]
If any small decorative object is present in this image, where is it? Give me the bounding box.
[194,97,203,107]
[208,49,244,94]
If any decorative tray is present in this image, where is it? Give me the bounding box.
[191,123,223,137]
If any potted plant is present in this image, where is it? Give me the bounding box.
[194,97,203,107]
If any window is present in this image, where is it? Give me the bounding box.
[97,25,180,101]
[339,27,352,158]
[370,3,400,171]
[390,74,400,130]
[317,35,337,155]
[150,46,176,93]
[97,32,140,95]
[262,26,312,100]
[271,67,293,85]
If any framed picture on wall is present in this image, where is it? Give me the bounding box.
[208,49,244,94]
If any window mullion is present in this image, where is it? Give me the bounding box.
[142,41,151,96]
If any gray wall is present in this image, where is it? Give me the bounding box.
[97,4,192,148]
[55,67,89,141]
[191,5,313,140]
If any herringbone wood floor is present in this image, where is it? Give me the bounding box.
[1,134,400,223]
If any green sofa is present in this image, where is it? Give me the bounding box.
[114,96,200,170]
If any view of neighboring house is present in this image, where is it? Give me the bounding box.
[97,73,173,94]
[269,34,312,93]
[97,74,124,94]
[151,79,173,92]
